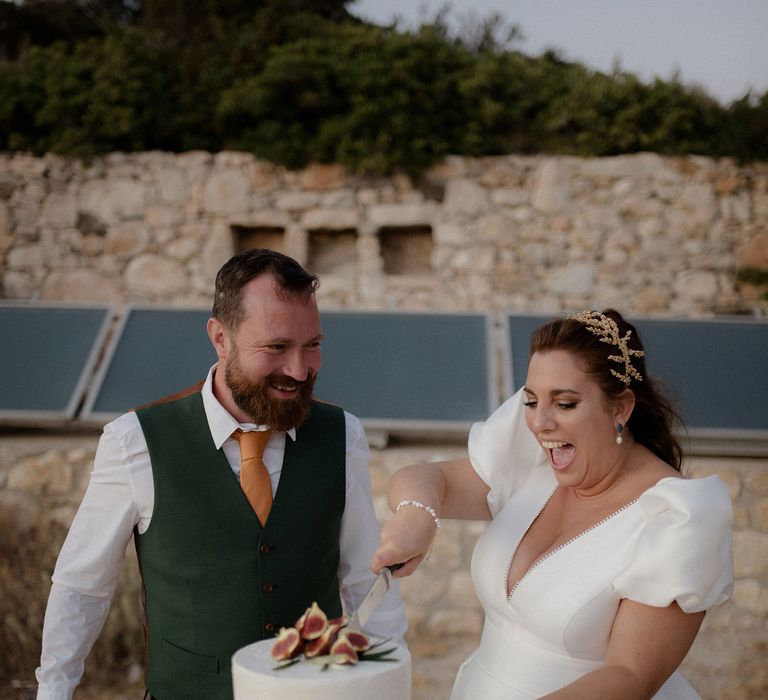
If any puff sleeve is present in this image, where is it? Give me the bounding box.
[468,388,547,517]
[613,476,734,613]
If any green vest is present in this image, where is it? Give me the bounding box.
[135,393,346,700]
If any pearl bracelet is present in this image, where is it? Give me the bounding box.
[395,499,441,532]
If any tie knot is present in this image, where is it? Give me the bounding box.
[233,429,271,461]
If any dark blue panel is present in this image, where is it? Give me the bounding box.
[506,315,549,393]
[0,305,111,415]
[505,315,768,431]
[89,309,215,414]
[88,309,492,424]
[315,312,491,422]
[638,320,767,431]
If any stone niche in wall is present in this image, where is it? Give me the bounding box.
[232,225,286,253]
[307,228,358,277]
[378,225,433,275]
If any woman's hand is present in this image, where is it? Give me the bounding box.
[371,457,491,577]
[372,502,440,577]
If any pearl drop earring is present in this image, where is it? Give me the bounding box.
[615,422,624,445]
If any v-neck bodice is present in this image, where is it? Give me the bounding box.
[453,464,732,699]
[503,475,642,599]
[473,467,674,649]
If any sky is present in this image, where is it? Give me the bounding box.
[350,0,768,105]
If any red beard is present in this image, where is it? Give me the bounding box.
[224,353,316,431]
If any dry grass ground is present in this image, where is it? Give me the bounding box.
[4,637,476,700]
[4,639,475,700]
[407,630,477,699]
[1,505,143,700]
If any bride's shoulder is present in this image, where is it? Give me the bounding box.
[637,470,732,521]
[620,445,730,519]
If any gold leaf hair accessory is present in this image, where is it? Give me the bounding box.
[569,311,645,386]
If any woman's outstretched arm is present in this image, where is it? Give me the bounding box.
[372,457,491,577]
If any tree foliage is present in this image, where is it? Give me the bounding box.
[0,0,765,173]
[218,24,474,174]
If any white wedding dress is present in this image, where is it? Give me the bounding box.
[450,392,734,700]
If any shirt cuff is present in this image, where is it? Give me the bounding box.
[35,678,76,700]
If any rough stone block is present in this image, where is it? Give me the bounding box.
[8,244,44,269]
[301,208,359,230]
[275,191,321,211]
[731,578,768,614]
[40,191,78,228]
[202,169,249,215]
[751,498,768,533]
[491,187,528,208]
[105,222,151,258]
[673,270,719,301]
[547,262,595,295]
[678,183,717,225]
[125,254,188,296]
[79,178,147,222]
[738,231,768,269]
[368,203,438,228]
[42,268,121,302]
[299,163,346,191]
[746,471,768,497]
[445,179,490,218]
[532,164,573,214]
[753,193,768,222]
[145,205,183,228]
[733,530,768,577]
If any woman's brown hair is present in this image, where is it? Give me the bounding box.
[529,309,685,471]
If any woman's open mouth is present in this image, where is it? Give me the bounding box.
[541,440,576,470]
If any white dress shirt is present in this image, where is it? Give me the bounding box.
[36,366,407,700]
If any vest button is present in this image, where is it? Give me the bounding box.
[262,583,274,593]
[260,544,271,554]
[265,622,276,633]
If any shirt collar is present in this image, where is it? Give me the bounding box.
[201,364,297,449]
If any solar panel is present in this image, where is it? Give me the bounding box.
[0,303,114,421]
[81,307,216,422]
[315,311,497,433]
[82,307,497,435]
[503,314,768,455]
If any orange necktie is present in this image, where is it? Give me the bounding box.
[232,429,273,525]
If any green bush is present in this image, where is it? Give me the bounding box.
[0,31,176,155]
[218,24,473,174]
[0,0,766,173]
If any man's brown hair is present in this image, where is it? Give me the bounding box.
[212,248,319,330]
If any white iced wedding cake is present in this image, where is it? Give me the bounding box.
[231,638,411,700]
[232,602,411,700]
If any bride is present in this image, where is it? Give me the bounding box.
[373,309,732,699]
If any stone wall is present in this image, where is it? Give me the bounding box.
[1,150,768,698]
[1,434,767,698]
[1,151,767,314]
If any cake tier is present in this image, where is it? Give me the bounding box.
[232,638,411,700]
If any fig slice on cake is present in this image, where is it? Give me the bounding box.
[296,601,328,640]
[271,602,392,669]
[303,619,343,658]
[343,630,370,652]
[270,627,302,660]
[329,633,359,665]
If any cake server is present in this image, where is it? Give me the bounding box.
[347,563,403,631]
